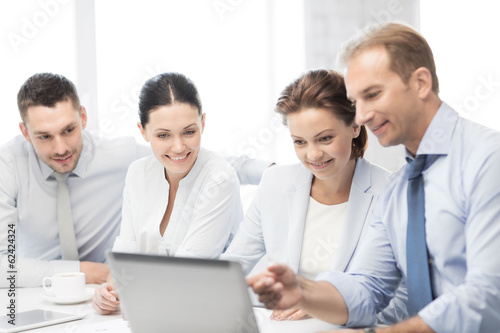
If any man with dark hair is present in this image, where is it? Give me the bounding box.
[248,22,500,333]
[0,73,151,287]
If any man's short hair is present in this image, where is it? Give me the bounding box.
[340,22,439,94]
[17,73,81,121]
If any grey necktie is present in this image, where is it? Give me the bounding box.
[54,172,79,260]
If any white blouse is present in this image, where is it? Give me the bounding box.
[298,197,348,280]
[112,148,243,258]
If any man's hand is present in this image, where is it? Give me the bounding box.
[271,308,311,321]
[80,262,109,284]
[246,263,303,310]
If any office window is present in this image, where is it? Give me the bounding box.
[0,0,77,145]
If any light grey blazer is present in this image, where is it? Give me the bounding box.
[222,157,408,324]
[222,157,389,275]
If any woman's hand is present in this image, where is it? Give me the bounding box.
[92,282,120,315]
[271,308,311,321]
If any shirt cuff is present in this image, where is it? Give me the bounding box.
[316,271,378,327]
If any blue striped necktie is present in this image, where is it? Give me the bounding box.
[406,154,437,316]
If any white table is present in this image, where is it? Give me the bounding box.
[1,286,345,332]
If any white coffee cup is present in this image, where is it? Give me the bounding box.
[42,272,85,298]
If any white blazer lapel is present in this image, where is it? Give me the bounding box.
[332,158,374,272]
[286,166,313,272]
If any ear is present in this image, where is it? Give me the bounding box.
[80,106,88,130]
[200,113,206,134]
[19,122,32,143]
[352,122,361,138]
[137,123,149,142]
[412,67,433,99]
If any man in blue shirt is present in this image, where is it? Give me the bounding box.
[248,23,500,333]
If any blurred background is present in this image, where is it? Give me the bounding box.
[1,0,499,172]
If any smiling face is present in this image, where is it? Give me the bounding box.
[139,103,205,182]
[19,99,87,174]
[345,46,424,153]
[287,108,360,182]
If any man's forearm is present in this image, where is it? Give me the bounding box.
[297,278,349,325]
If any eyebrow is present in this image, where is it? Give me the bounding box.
[33,122,77,135]
[314,129,335,138]
[361,84,382,95]
[154,123,198,132]
[291,129,335,140]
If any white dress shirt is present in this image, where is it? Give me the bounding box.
[112,148,243,258]
[0,132,150,287]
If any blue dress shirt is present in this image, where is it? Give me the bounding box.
[318,102,500,333]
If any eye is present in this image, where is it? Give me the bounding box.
[319,136,333,142]
[39,135,50,140]
[366,91,380,99]
[184,130,195,135]
[293,139,306,146]
[157,133,169,139]
[64,127,74,134]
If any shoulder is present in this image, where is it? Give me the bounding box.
[84,131,150,161]
[455,117,500,154]
[354,158,392,193]
[192,148,240,186]
[0,135,31,167]
[125,155,160,185]
[127,154,158,174]
[260,163,311,189]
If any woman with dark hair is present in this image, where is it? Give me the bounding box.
[221,69,406,323]
[93,72,243,314]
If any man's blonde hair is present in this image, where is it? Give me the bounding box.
[340,22,439,94]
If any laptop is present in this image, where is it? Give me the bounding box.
[106,252,260,333]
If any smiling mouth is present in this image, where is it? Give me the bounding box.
[167,152,190,161]
[371,120,388,133]
[309,159,333,167]
[53,155,72,163]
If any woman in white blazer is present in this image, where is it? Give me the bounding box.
[93,73,243,314]
[221,69,406,323]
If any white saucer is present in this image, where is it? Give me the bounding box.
[41,287,94,304]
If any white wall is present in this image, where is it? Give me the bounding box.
[421,0,500,131]
[1,1,499,171]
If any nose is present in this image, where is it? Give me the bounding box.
[307,143,322,161]
[354,101,373,126]
[53,136,69,155]
[171,137,185,153]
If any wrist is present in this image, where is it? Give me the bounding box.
[295,275,308,308]
[364,328,377,333]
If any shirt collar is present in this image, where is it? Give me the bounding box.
[415,101,459,156]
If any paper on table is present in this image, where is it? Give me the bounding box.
[73,318,131,333]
